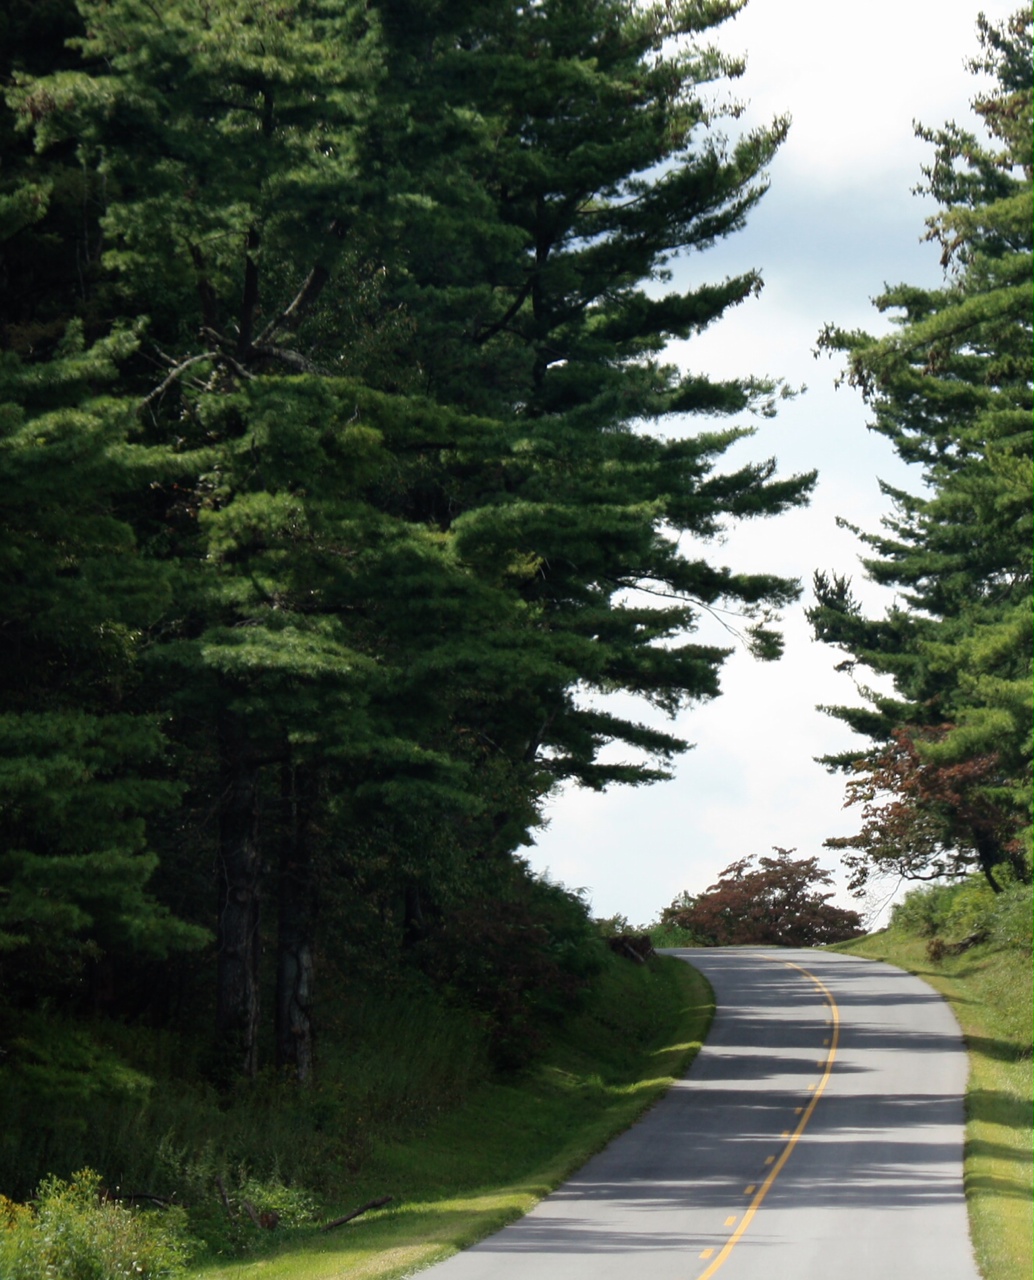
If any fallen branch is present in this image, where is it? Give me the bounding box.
[320,1195,393,1233]
[927,931,988,962]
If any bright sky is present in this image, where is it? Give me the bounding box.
[526,0,1016,928]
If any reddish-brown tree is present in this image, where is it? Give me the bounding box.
[826,726,1026,894]
[662,848,864,946]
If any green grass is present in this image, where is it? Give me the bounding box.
[832,931,1032,1280]
[191,954,713,1280]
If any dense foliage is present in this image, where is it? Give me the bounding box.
[827,723,1025,894]
[0,0,809,1228]
[810,9,1033,893]
[660,848,865,946]
[0,1170,195,1280]
[889,875,1032,954]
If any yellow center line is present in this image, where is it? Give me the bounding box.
[693,957,841,1280]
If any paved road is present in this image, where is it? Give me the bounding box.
[419,948,979,1280]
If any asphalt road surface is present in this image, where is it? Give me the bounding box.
[419,948,979,1280]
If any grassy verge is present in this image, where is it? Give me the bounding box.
[193,953,713,1280]
[831,931,1032,1280]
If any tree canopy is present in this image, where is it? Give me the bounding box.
[810,8,1032,894]
[661,848,864,946]
[1,0,811,1083]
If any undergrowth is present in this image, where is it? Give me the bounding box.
[196,950,712,1280]
[0,953,712,1280]
[0,983,493,1264]
[0,1168,195,1280]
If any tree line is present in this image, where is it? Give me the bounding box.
[809,9,1032,899]
[0,0,814,1091]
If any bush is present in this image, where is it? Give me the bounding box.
[594,914,631,938]
[660,849,864,946]
[416,865,605,1069]
[149,1138,322,1257]
[0,1168,195,1280]
[942,877,997,940]
[991,884,1033,952]
[647,921,703,948]
[889,883,959,937]
[891,876,1032,952]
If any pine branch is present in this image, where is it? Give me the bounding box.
[472,275,536,346]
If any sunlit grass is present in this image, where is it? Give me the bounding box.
[833,931,1032,1280]
[193,955,713,1280]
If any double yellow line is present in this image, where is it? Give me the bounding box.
[695,957,841,1280]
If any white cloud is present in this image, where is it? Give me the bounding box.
[527,0,1012,929]
[709,0,1008,188]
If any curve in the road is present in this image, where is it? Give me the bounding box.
[417,948,979,1280]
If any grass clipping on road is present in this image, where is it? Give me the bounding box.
[196,954,713,1280]
[833,931,1032,1280]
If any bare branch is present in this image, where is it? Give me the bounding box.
[253,264,332,347]
[141,351,218,406]
[320,1196,393,1233]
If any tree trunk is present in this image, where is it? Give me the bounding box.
[275,762,316,1083]
[972,825,1009,894]
[216,710,262,1077]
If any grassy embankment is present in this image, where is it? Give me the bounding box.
[831,927,1032,1280]
[193,952,712,1280]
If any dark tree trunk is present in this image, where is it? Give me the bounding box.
[275,762,317,1083]
[216,710,262,1077]
[972,824,1011,894]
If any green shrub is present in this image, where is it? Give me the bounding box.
[648,921,703,948]
[416,867,606,1069]
[594,914,631,938]
[889,883,959,937]
[0,1168,195,1280]
[942,877,998,940]
[991,884,1034,952]
[148,1139,322,1257]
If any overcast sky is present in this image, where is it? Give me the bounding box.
[526,0,1015,928]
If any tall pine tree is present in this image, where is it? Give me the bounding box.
[810,9,1032,891]
[10,0,814,1077]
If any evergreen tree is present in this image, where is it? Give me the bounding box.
[9,0,814,1077]
[0,324,207,1031]
[363,0,815,786]
[0,7,215,1071]
[0,0,100,353]
[810,10,1032,891]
